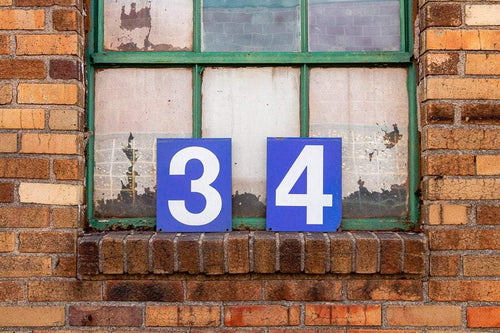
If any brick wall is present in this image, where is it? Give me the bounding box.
[0,0,499,332]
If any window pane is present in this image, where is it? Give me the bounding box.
[94,68,192,218]
[202,67,300,218]
[104,0,192,51]
[309,68,408,218]
[309,0,400,51]
[203,0,301,52]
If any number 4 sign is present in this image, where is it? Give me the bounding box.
[267,138,342,232]
[156,138,231,232]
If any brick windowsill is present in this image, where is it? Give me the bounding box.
[77,231,427,278]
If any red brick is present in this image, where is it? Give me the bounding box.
[305,233,327,274]
[279,233,302,273]
[17,0,76,5]
[0,281,24,302]
[146,306,220,327]
[202,233,224,274]
[54,256,76,277]
[53,9,79,31]
[422,103,455,125]
[225,305,300,327]
[477,205,500,225]
[421,4,462,28]
[125,233,150,274]
[354,232,378,274]
[19,231,76,253]
[305,305,381,326]
[0,207,49,228]
[77,235,102,275]
[0,256,51,277]
[430,254,460,277]
[253,231,276,273]
[187,281,261,301]
[50,59,82,80]
[28,281,102,302]
[429,229,500,250]
[106,280,183,302]
[151,233,174,274]
[0,60,45,79]
[387,305,461,326]
[422,53,459,76]
[401,233,426,274]
[265,280,342,301]
[69,306,142,327]
[227,231,249,273]
[329,232,353,273]
[377,232,403,274]
[424,154,474,176]
[462,103,500,124]
[0,158,49,179]
[347,280,423,301]
[430,280,500,301]
[0,182,13,202]
[467,307,500,327]
[102,233,125,274]
[177,233,200,274]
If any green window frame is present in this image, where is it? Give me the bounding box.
[86,0,419,231]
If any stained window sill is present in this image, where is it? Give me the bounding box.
[77,231,427,278]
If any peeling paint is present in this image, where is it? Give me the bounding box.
[232,191,266,218]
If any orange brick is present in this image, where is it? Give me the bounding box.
[146,306,221,327]
[386,305,461,326]
[0,207,49,228]
[430,254,460,276]
[422,52,459,76]
[0,232,15,252]
[426,78,500,100]
[0,109,45,129]
[0,158,49,179]
[19,231,76,253]
[52,208,78,228]
[0,282,24,302]
[18,83,78,105]
[463,255,500,276]
[21,133,80,154]
[0,256,52,278]
[0,306,65,326]
[476,155,500,175]
[102,233,125,274]
[427,204,441,224]
[429,229,500,250]
[225,305,300,327]
[0,10,44,30]
[53,9,78,31]
[305,305,381,326]
[347,280,423,301]
[54,256,76,277]
[430,280,500,301]
[54,159,81,180]
[0,60,46,79]
[16,34,78,55]
[426,178,500,200]
[28,281,102,302]
[425,128,500,150]
[0,83,12,104]
[0,1,12,6]
[425,29,500,51]
[425,155,474,176]
[466,54,500,75]
[442,204,468,224]
[0,35,9,54]
[467,307,500,327]
[17,0,76,6]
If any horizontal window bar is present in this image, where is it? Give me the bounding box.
[91,51,412,66]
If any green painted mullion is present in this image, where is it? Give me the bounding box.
[399,0,408,52]
[301,0,308,52]
[341,218,408,231]
[97,0,104,53]
[194,0,202,52]
[92,51,412,65]
[407,62,419,227]
[300,65,309,137]
[86,0,96,227]
[233,218,266,231]
[193,65,203,138]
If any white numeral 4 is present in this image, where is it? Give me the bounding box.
[275,145,333,225]
[168,146,222,226]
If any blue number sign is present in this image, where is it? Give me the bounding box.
[267,138,342,232]
[156,138,231,232]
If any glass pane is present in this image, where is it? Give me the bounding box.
[94,68,192,218]
[309,68,408,218]
[202,67,300,218]
[104,0,192,51]
[309,0,400,51]
[203,0,301,52]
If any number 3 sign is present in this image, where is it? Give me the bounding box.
[156,139,231,232]
[267,138,342,232]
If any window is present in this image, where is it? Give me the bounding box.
[87,0,418,231]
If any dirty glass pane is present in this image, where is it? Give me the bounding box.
[203,0,301,52]
[104,0,192,51]
[309,0,400,51]
[94,68,192,218]
[309,68,408,218]
[202,67,300,219]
